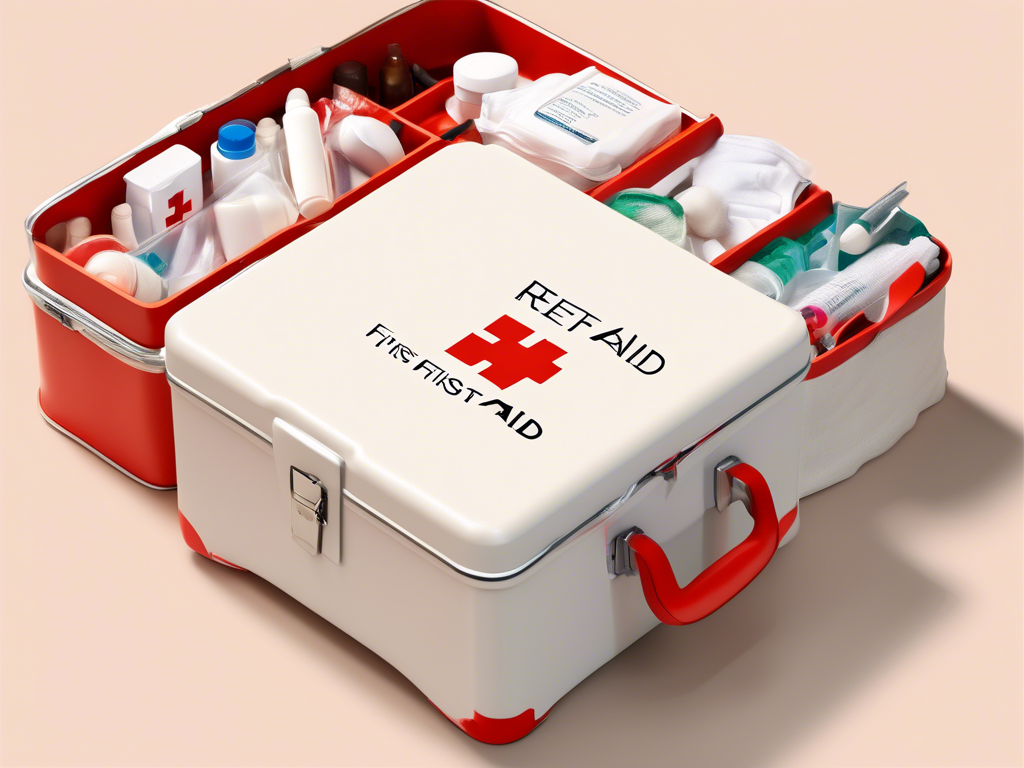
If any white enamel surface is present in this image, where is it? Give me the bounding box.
[165,143,809,574]
[170,375,801,721]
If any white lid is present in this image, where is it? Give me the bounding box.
[166,144,809,576]
[123,144,201,190]
[453,52,518,101]
[285,87,311,112]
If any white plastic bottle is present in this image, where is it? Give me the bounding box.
[211,120,264,193]
[282,88,332,218]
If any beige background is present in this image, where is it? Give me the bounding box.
[1,0,1021,765]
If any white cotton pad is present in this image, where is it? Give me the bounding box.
[677,186,731,240]
[332,116,405,177]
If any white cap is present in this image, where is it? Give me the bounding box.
[286,88,311,112]
[255,117,281,148]
[453,52,518,105]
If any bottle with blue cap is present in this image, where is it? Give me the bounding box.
[211,119,264,193]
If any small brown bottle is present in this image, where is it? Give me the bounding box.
[378,43,414,108]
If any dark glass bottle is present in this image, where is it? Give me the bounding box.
[378,44,414,107]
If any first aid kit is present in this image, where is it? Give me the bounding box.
[22,0,952,744]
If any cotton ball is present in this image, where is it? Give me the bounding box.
[678,186,730,240]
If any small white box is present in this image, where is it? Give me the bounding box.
[123,144,203,243]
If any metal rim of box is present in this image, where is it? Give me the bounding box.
[165,359,810,582]
[21,0,695,374]
[37,396,176,491]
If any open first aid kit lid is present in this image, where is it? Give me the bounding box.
[165,143,810,578]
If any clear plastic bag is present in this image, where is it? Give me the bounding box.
[129,149,297,296]
[314,88,401,196]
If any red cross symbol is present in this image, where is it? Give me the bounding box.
[446,315,566,390]
[165,190,193,227]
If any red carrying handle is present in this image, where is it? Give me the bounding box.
[627,462,780,625]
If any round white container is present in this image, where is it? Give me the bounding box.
[446,52,518,121]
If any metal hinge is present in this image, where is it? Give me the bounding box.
[289,46,329,70]
[290,467,327,555]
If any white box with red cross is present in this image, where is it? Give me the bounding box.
[165,143,810,744]
[123,143,203,243]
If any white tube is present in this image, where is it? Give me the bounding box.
[282,88,332,218]
[110,204,139,249]
[799,236,939,333]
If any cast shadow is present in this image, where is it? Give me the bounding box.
[185,385,1021,766]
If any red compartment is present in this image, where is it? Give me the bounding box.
[588,121,835,277]
[33,113,438,351]
[394,79,464,138]
[26,0,700,487]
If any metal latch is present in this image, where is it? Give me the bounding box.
[290,467,327,555]
[715,456,749,513]
[609,527,642,576]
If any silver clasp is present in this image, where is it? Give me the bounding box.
[608,527,642,576]
[714,456,750,513]
[290,467,327,555]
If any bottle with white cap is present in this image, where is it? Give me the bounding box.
[446,52,518,122]
[282,88,332,218]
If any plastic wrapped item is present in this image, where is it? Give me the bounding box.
[838,182,909,256]
[214,169,299,260]
[122,150,297,297]
[326,115,405,177]
[641,135,812,261]
[475,67,681,190]
[731,238,808,300]
[798,236,940,339]
[314,90,406,195]
[819,201,929,271]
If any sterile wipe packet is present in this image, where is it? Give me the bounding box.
[475,67,681,190]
